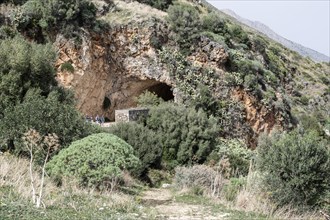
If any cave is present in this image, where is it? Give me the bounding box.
[147,83,174,101]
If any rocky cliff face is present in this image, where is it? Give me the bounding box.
[55,20,172,120]
[54,17,289,146]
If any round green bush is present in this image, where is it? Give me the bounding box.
[46,133,140,189]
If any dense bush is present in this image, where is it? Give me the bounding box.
[189,84,221,118]
[0,89,95,157]
[0,36,56,115]
[1,0,28,5]
[107,122,162,177]
[136,90,164,107]
[47,133,139,190]
[159,48,219,101]
[166,2,200,53]
[208,138,254,176]
[257,129,330,208]
[144,103,220,166]
[202,12,228,35]
[13,0,97,39]
[228,25,250,47]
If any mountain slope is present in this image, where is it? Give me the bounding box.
[221,9,330,63]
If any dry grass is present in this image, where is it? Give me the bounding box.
[101,0,166,25]
[231,171,323,220]
[173,163,323,220]
[0,153,135,210]
[0,152,57,202]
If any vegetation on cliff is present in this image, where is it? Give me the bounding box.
[0,0,329,218]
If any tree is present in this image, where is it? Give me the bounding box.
[257,129,330,208]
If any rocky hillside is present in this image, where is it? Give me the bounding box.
[1,0,329,146]
[1,1,329,217]
[55,0,329,144]
[221,9,330,63]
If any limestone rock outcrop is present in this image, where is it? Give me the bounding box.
[55,21,172,120]
[54,19,287,145]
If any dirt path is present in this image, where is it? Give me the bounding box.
[140,188,230,219]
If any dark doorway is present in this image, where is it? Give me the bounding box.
[147,83,174,101]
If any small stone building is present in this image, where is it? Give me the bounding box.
[115,108,149,122]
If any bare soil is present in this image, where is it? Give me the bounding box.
[141,188,230,220]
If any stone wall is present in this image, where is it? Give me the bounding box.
[115,108,149,122]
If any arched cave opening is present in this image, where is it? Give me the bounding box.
[147,83,174,101]
[102,97,111,110]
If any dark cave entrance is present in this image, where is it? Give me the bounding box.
[147,83,174,101]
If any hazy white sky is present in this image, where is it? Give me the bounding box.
[207,0,330,57]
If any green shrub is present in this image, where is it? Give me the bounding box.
[136,90,164,107]
[189,84,221,118]
[144,103,219,165]
[147,169,172,187]
[0,36,56,114]
[208,138,253,176]
[1,0,28,5]
[60,62,74,73]
[0,90,95,158]
[229,25,250,46]
[13,0,97,39]
[107,122,162,177]
[47,133,140,190]
[202,12,228,35]
[166,2,200,54]
[299,95,309,105]
[251,35,268,54]
[257,129,330,208]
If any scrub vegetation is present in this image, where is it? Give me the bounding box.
[0,0,329,219]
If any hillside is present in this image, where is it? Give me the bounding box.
[53,0,329,144]
[221,9,330,63]
[0,0,329,219]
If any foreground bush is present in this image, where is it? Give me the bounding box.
[0,90,94,159]
[257,129,330,208]
[144,103,219,166]
[47,133,139,190]
[108,122,162,177]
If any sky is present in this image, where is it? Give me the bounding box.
[206,0,330,57]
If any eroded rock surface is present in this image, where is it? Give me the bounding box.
[55,21,172,120]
